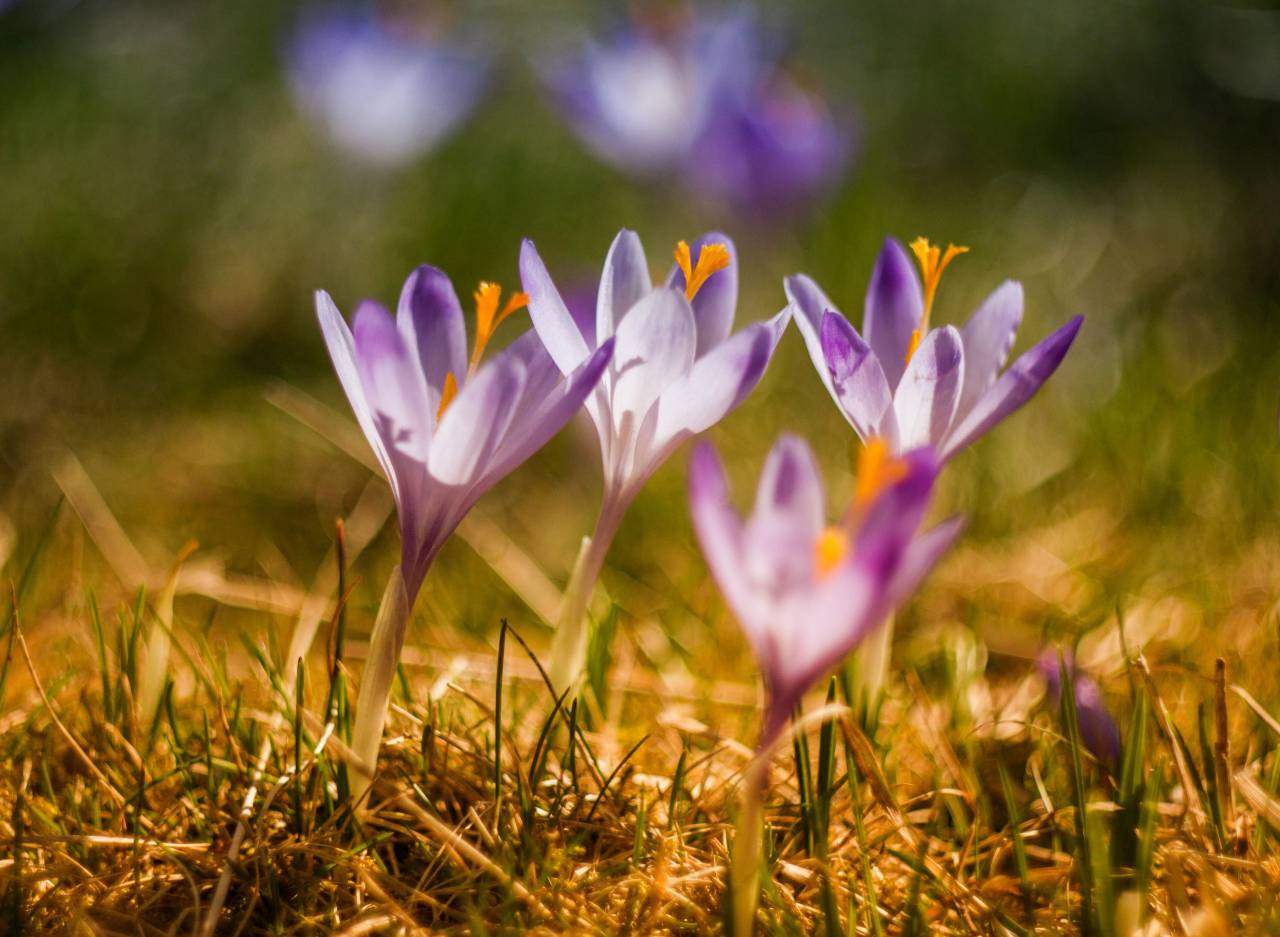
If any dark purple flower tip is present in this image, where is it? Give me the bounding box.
[1039,649,1121,766]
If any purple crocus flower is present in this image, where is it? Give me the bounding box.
[787,237,1083,460]
[689,435,962,748]
[688,71,851,218]
[1039,649,1121,766]
[317,267,614,603]
[542,10,757,175]
[287,6,488,167]
[521,229,790,690]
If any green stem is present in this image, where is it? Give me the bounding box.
[545,500,624,694]
[349,566,410,807]
[730,750,770,937]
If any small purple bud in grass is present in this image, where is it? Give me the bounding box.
[286,6,488,167]
[521,228,791,691]
[787,237,1083,461]
[1039,649,1121,766]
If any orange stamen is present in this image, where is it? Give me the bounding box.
[674,240,731,302]
[814,527,850,578]
[438,280,528,421]
[854,437,909,509]
[905,237,968,365]
[436,371,458,422]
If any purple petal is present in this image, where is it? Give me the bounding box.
[596,229,651,343]
[956,281,1023,420]
[892,326,965,450]
[688,442,755,631]
[396,264,469,404]
[784,273,843,402]
[520,238,591,374]
[665,231,739,357]
[862,238,924,391]
[881,515,964,613]
[352,299,433,462]
[743,435,825,597]
[315,290,398,493]
[1039,650,1121,765]
[607,287,697,427]
[852,447,941,569]
[653,308,789,446]
[942,315,1083,459]
[427,355,527,486]
[819,311,896,443]
[779,560,883,698]
[481,338,615,487]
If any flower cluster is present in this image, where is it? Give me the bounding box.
[313,227,1082,808]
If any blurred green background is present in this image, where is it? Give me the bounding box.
[2,0,1279,686]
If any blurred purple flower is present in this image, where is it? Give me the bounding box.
[690,436,961,746]
[316,265,614,601]
[287,6,488,167]
[788,237,1083,460]
[689,71,851,217]
[542,10,755,175]
[522,229,789,689]
[1039,649,1121,765]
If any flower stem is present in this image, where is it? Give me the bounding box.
[545,501,624,695]
[854,611,894,721]
[729,744,771,936]
[349,565,410,807]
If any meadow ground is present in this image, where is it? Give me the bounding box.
[3,1,1280,934]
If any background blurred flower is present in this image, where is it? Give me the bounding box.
[788,237,1083,460]
[287,5,489,167]
[687,70,851,218]
[1038,648,1121,766]
[689,435,961,746]
[541,8,755,175]
[522,229,789,690]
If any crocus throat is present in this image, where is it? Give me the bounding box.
[854,437,909,509]
[904,237,969,365]
[674,240,731,302]
[437,281,528,421]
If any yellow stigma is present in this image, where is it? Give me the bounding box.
[814,527,849,578]
[437,281,528,420]
[674,240,731,302]
[905,236,968,365]
[854,437,909,509]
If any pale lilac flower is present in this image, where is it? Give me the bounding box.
[521,229,790,689]
[542,10,757,175]
[688,70,851,218]
[317,266,614,603]
[787,237,1083,460]
[287,7,488,167]
[1039,649,1121,766]
[690,435,962,747]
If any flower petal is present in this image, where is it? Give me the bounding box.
[862,238,923,391]
[956,281,1023,420]
[607,286,697,430]
[396,264,469,404]
[942,315,1083,459]
[881,515,964,613]
[596,229,651,343]
[688,441,767,657]
[653,308,788,446]
[520,238,591,374]
[852,446,941,569]
[315,290,398,492]
[743,434,824,598]
[784,272,842,402]
[352,299,433,462]
[481,338,615,487]
[820,310,896,444]
[427,353,527,486]
[666,231,738,356]
[892,325,964,450]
